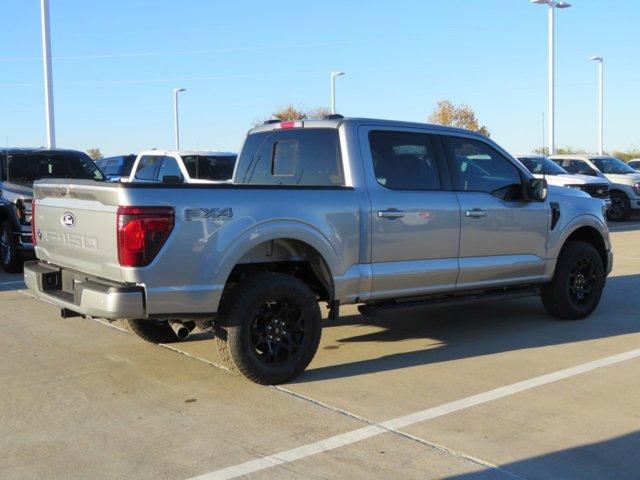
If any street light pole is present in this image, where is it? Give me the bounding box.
[531,0,571,156]
[589,56,604,155]
[40,0,55,149]
[330,72,345,114]
[173,88,186,150]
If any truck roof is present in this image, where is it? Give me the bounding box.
[0,148,87,155]
[136,150,237,157]
[248,116,489,138]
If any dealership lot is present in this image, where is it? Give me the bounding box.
[1,219,639,480]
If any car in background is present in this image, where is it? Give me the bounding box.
[128,150,237,184]
[0,148,105,272]
[517,154,610,206]
[550,155,640,221]
[95,154,136,182]
[628,159,640,171]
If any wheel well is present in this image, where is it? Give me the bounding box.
[225,239,334,302]
[609,189,627,198]
[564,226,608,271]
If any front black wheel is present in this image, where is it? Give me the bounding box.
[0,221,22,273]
[606,192,631,222]
[215,272,322,385]
[541,241,605,320]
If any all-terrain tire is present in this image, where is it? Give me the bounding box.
[127,319,179,344]
[606,191,632,222]
[215,272,322,385]
[541,240,605,320]
[0,220,22,273]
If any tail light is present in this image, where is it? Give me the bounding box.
[117,206,174,267]
[31,199,37,245]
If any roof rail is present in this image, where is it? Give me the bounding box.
[263,119,281,125]
[322,114,344,120]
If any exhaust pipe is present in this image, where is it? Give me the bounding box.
[169,320,190,340]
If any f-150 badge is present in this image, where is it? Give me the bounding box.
[185,208,233,222]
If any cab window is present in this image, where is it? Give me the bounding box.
[444,136,522,200]
[135,156,162,181]
[247,129,343,186]
[157,157,183,182]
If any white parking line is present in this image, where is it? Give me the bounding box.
[188,347,640,480]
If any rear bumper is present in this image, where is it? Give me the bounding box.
[24,261,145,319]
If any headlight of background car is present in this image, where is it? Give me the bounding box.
[633,183,640,195]
[566,184,583,190]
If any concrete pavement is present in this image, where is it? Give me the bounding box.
[2,219,640,479]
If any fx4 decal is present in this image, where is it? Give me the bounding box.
[185,207,233,222]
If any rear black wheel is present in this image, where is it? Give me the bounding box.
[606,192,631,222]
[215,272,322,385]
[0,221,22,273]
[541,241,605,320]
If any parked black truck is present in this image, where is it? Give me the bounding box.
[0,148,105,272]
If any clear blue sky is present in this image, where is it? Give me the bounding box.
[1,0,639,156]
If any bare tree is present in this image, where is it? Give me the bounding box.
[428,99,490,137]
[86,148,103,160]
[254,105,332,126]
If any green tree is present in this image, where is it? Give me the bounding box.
[427,99,490,137]
[86,148,103,160]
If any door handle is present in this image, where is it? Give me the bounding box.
[465,208,488,218]
[378,209,405,219]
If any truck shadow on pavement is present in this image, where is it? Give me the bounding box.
[298,273,640,383]
[443,430,640,480]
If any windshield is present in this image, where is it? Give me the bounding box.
[592,157,636,174]
[4,152,105,183]
[518,157,567,175]
[182,155,237,181]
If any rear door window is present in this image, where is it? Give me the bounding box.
[246,129,344,186]
[368,130,442,190]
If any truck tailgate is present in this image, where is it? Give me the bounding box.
[32,180,124,282]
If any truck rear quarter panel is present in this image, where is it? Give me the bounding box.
[117,185,361,315]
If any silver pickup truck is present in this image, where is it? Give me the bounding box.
[25,116,612,384]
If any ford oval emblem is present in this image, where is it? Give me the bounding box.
[61,212,76,228]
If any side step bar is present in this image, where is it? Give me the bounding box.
[358,285,540,317]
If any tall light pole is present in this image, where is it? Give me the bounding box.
[531,0,571,155]
[173,88,186,150]
[330,72,345,114]
[589,56,604,155]
[40,0,55,148]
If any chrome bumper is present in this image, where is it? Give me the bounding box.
[24,261,145,319]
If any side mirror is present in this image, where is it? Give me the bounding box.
[528,178,547,201]
[161,175,183,184]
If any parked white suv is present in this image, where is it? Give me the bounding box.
[550,155,640,221]
[128,150,237,184]
[517,154,611,208]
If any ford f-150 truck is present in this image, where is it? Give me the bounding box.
[25,117,612,384]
